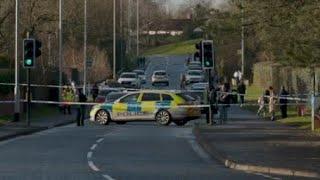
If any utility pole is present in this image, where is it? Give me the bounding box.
[241,0,245,77]
[14,0,20,122]
[128,0,131,53]
[136,0,139,57]
[113,0,116,80]
[59,0,63,101]
[83,0,87,94]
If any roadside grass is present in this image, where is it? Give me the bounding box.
[0,105,60,124]
[143,39,201,56]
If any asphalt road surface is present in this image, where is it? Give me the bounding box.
[0,56,281,180]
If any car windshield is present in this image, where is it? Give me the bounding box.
[105,93,126,102]
[177,93,196,102]
[155,72,166,76]
[134,70,144,75]
[188,71,201,76]
[121,73,136,78]
[99,90,117,96]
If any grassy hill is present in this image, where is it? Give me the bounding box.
[143,39,201,56]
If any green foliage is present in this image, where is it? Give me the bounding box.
[0,54,9,68]
[143,39,201,56]
[0,71,13,95]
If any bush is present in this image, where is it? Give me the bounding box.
[0,71,13,95]
[0,54,9,68]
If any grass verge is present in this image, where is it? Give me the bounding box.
[143,39,201,56]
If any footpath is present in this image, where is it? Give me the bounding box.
[194,107,320,179]
[0,111,75,142]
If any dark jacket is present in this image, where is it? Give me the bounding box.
[280,89,289,104]
[237,83,246,94]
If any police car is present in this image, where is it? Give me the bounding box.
[90,91,201,126]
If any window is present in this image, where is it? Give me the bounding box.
[120,93,139,103]
[155,72,166,76]
[141,93,161,101]
[162,94,173,101]
[121,73,137,78]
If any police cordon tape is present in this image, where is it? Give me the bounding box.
[0,82,309,102]
[0,100,308,108]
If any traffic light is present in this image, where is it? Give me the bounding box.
[202,40,214,69]
[194,42,203,62]
[35,40,42,58]
[23,39,35,68]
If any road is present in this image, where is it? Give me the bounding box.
[0,56,278,179]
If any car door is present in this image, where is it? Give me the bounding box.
[112,93,141,120]
[139,93,161,120]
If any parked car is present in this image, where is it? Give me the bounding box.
[90,90,201,126]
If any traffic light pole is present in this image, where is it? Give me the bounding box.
[26,69,31,126]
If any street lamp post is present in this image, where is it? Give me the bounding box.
[113,0,116,80]
[136,0,139,57]
[241,0,245,77]
[14,0,20,122]
[59,0,63,101]
[83,0,87,93]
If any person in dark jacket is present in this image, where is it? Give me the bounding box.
[91,83,99,102]
[77,89,87,126]
[237,80,246,106]
[219,80,231,124]
[279,86,289,118]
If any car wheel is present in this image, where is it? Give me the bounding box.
[174,120,188,126]
[155,110,171,126]
[115,121,127,125]
[95,110,110,125]
[152,82,155,86]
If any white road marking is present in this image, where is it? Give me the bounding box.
[87,151,93,159]
[88,161,100,172]
[96,138,104,143]
[90,144,98,151]
[102,174,116,180]
[87,137,116,180]
[188,139,212,164]
[254,173,282,180]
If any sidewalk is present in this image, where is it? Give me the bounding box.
[194,107,320,178]
[0,111,76,142]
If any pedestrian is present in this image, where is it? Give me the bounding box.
[76,88,87,126]
[208,87,218,124]
[279,86,289,118]
[269,86,276,121]
[91,83,99,102]
[258,89,270,117]
[237,80,246,106]
[61,86,68,114]
[219,80,231,124]
[64,87,75,115]
[180,74,186,90]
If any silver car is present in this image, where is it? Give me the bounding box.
[186,70,205,84]
[152,70,169,86]
[118,72,141,88]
